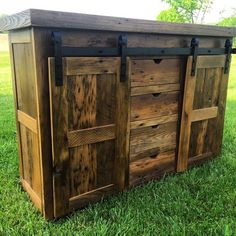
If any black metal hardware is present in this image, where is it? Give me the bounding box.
[190,38,199,76]
[118,35,127,82]
[224,39,233,74]
[61,46,227,57]
[52,32,63,86]
[52,32,236,86]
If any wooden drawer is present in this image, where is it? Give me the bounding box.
[129,150,176,187]
[131,91,179,121]
[131,58,182,87]
[130,121,177,162]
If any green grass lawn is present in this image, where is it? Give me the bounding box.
[0,50,236,235]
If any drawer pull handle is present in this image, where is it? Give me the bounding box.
[152,93,161,97]
[153,59,162,64]
[151,125,159,129]
[150,152,160,159]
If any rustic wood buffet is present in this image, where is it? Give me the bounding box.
[1,9,236,219]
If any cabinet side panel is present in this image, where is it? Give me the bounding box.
[9,29,42,211]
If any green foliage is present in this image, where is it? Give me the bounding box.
[218,13,236,46]
[0,48,236,234]
[157,8,187,23]
[157,0,213,23]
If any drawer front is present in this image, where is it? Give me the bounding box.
[131,58,181,87]
[130,150,176,187]
[131,91,179,121]
[130,121,177,162]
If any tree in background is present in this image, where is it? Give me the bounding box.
[217,10,236,45]
[157,0,213,23]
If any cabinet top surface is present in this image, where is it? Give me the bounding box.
[1,9,236,37]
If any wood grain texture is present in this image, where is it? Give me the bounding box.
[131,114,178,129]
[12,43,37,118]
[69,144,97,196]
[189,64,225,158]
[9,28,31,43]
[49,56,125,214]
[60,30,228,49]
[21,178,42,211]
[131,58,181,87]
[178,55,228,171]
[114,58,130,190]
[131,83,180,96]
[8,34,24,180]
[130,151,176,187]
[49,58,70,218]
[191,107,218,122]
[9,33,43,214]
[69,184,116,211]
[68,124,115,147]
[65,57,118,75]
[196,55,226,69]
[19,124,42,202]
[66,63,117,198]
[130,122,177,162]
[31,28,54,219]
[2,9,236,37]
[131,91,179,121]
[17,110,38,133]
[177,57,196,172]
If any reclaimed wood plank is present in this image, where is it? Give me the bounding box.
[197,55,226,69]
[65,57,118,76]
[114,58,130,190]
[8,34,24,180]
[17,110,38,133]
[177,56,196,172]
[69,144,97,196]
[191,107,218,122]
[68,124,115,147]
[131,58,181,87]
[131,91,179,121]
[21,178,42,211]
[130,122,177,161]
[31,28,54,219]
[49,58,70,218]
[131,83,180,96]
[12,43,37,118]
[129,151,176,187]
[69,184,116,211]
[2,9,236,37]
[130,114,178,129]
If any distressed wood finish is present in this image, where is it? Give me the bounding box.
[131,58,181,87]
[177,55,229,172]
[49,57,129,217]
[1,9,236,37]
[128,56,182,186]
[8,29,43,214]
[31,28,54,219]
[131,91,179,121]
[5,9,234,219]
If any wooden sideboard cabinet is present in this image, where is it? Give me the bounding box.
[0,9,235,219]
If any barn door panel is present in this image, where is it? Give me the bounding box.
[177,55,229,172]
[49,57,130,217]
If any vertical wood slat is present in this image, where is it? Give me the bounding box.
[177,57,197,172]
[8,35,24,180]
[114,58,131,190]
[31,28,54,219]
[49,58,70,218]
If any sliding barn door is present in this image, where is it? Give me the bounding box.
[49,57,130,217]
[177,55,229,172]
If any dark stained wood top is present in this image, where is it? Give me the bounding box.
[1,9,236,37]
